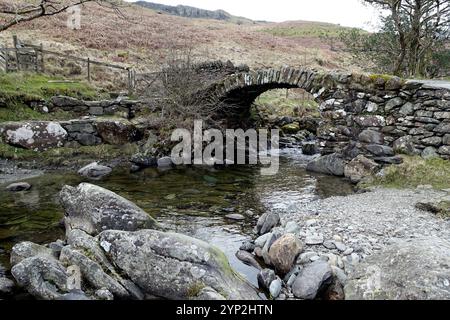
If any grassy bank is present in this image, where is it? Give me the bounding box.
[0,142,138,166]
[254,88,319,117]
[0,104,76,122]
[0,72,103,121]
[364,156,450,190]
[0,72,101,101]
[261,22,350,38]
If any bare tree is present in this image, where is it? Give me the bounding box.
[0,0,122,32]
[138,47,242,132]
[363,0,450,76]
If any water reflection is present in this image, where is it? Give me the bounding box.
[0,150,354,287]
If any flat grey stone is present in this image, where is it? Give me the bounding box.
[6,182,31,192]
[305,233,324,245]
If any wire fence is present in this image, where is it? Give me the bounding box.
[0,36,136,94]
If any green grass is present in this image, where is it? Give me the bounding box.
[365,156,450,190]
[369,74,397,82]
[254,89,319,117]
[0,142,36,160]
[0,72,101,101]
[0,72,103,121]
[261,23,351,38]
[0,104,75,122]
[0,142,138,165]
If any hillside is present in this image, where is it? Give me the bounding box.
[135,1,255,24]
[0,1,359,89]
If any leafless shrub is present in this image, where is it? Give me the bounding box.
[137,46,241,134]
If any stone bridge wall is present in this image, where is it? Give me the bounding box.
[211,68,450,162]
[317,77,450,162]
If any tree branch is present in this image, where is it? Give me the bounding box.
[0,0,122,32]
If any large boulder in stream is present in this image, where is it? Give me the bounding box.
[77,162,112,180]
[344,155,379,184]
[9,183,260,300]
[60,183,158,235]
[11,255,70,300]
[98,230,260,300]
[306,153,345,176]
[10,241,56,266]
[10,229,260,300]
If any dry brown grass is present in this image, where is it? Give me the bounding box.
[0,1,359,80]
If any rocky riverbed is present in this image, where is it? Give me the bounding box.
[239,186,450,300]
[2,182,261,300]
[1,148,450,300]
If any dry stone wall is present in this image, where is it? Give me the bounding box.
[49,96,144,119]
[212,67,450,162]
[0,119,142,151]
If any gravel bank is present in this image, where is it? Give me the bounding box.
[281,187,450,260]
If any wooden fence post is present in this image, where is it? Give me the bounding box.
[127,68,136,95]
[13,35,20,71]
[87,58,91,82]
[4,49,9,72]
[40,43,44,73]
[127,68,131,94]
[34,49,38,72]
[15,48,20,71]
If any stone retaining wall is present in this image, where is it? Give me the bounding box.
[47,96,145,119]
[0,118,142,151]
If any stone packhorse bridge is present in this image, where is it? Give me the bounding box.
[208,67,450,164]
[1,63,449,171]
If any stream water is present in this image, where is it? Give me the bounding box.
[0,148,354,288]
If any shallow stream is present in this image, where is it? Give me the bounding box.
[0,148,354,288]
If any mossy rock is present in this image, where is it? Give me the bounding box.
[282,123,300,134]
[368,74,405,90]
[369,74,395,82]
[187,282,206,298]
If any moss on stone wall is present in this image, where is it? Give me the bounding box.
[368,74,396,82]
